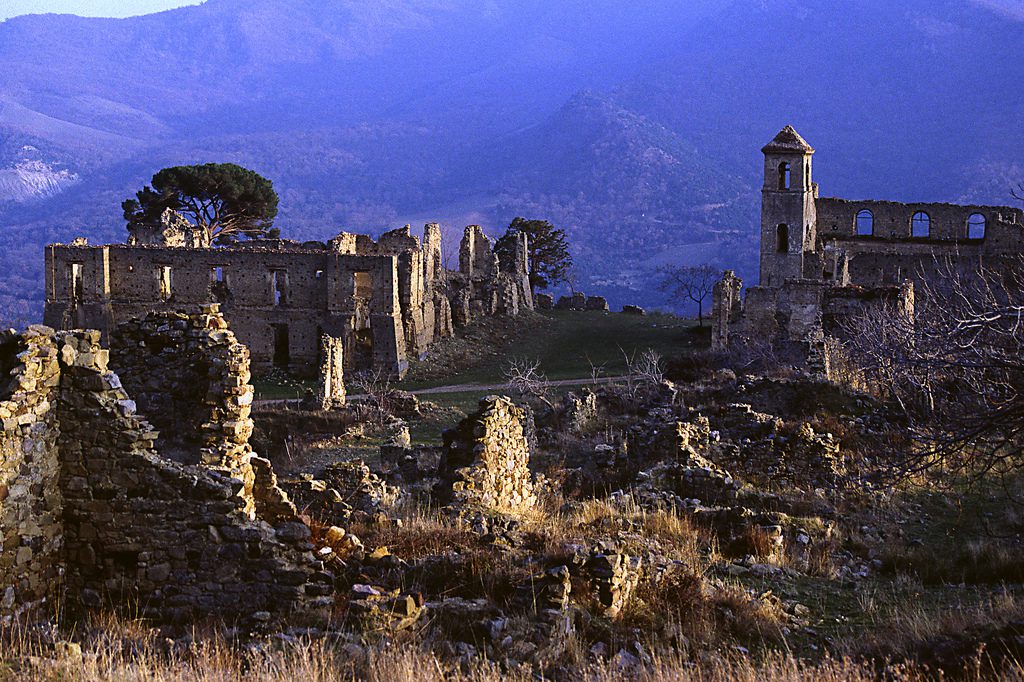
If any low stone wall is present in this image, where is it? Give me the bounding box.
[440,396,536,513]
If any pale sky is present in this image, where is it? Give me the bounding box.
[0,1,203,21]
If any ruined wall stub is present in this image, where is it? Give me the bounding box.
[440,396,537,514]
[318,333,346,410]
[109,305,258,508]
[0,326,63,623]
[711,271,743,352]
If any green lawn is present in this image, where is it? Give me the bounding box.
[254,310,703,399]
[403,310,700,390]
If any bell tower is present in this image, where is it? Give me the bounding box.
[759,126,816,287]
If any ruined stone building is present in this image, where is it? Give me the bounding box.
[0,307,331,624]
[713,126,1024,363]
[44,219,533,378]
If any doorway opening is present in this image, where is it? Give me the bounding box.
[272,324,290,369]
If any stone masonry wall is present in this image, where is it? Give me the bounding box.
[44,221,530,379]
[0,321,331,624]
[0,326,63,622]
[109,307,255,475]
[440,396,537,514]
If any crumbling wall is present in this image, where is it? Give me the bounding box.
[0,327,63,622]
[0,320,331,624]
[448,226,533,328]
[718,274,914,376]
[440,396,536,513]
[816,198,1022,242]
[127,208,210,249]
[57,328,329,622]
[109,307,255,475]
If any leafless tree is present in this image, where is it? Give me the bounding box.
[842,256,1024,488]
[350,367,394,424]
[657,264,722,326]
[619,347,664,398]
[1012,181,1024,206]
[504,358,554,409]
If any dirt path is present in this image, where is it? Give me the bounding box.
[255,375,638,408]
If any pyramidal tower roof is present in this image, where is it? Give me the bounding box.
[762,126,815,154]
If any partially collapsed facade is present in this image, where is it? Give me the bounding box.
[44,219,533,377]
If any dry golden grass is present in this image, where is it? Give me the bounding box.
[1,616,994,682]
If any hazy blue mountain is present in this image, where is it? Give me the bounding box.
[0,0,1022,322]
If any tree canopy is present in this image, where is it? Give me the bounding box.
[494,217,573,292]
[122,163,280,244]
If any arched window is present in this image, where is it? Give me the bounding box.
[968,213,986,239]
[778,162,792,190]
[911,211,931,238]
[776,224,789,253]
[856,210,874,236]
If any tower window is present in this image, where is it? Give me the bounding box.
[778,162,792,190]
[968,213,986,239]
[856,210,874,236]
[212,266,225,282]
[911,212,931,238]
[776,224,789,253]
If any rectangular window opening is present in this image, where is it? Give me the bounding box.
[158,266,173,301]
[213,266,225,282]
[354,271,372,299]
[69,263,83,302]
[271,270,288,306]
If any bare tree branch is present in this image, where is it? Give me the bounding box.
[657,264,722,326]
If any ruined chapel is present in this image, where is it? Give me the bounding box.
[712,126,1024,364]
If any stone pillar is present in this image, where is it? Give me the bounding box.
[317,334,346,409]
[711,271,743,351]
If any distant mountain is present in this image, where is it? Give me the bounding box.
[1,0,1022,322]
